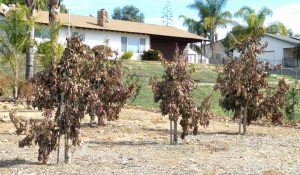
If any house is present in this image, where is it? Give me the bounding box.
[204,40,230,64]
[233,33,300,67]
[259,33,300,67]
[187,45,209,64]
[0,5,208,61]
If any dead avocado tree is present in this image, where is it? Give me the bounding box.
[151,48,211,144]
[10,37,135,164]
[215,31,288,135]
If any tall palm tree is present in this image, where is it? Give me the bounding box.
[235,6,272,32]
[48,0,61,23]
[48,0,61,68]
[24,0,47,80]
[224,6,272,49]
[180,15,207,62]
[186,0,233,53]
[180,0,232,62]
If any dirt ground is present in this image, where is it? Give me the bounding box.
[0,103,299,175]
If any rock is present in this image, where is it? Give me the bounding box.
[2,139,8,142]
[0,116,10,122]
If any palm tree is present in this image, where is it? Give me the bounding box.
[186,0,233,53]
[235,6,272,30]
[0,6,32,98]
[48,0,62,68]
[24,0,47,80]
[224,6,272,48]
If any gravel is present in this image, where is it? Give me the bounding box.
[0,107,299,175]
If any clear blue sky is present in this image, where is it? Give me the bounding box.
[63,0,300,37]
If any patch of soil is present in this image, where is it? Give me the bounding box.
[0,106,299,174]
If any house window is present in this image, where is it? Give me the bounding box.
[128,38,139,53]
[121,37,127,52]
[72,32,85,42]
[140,38,146,53]
[121,37,146,53]
[34,27,50,39]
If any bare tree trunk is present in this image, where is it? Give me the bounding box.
[50,36,58,69]
[25,23,35,80]
[174,119,178,144]
[57,93,64,164]
[64,132,71,164]
[97,116,105,126]
[13,70,18,99]
[170,120,173,145]
[13,52,19,99]
[200,41,204,64]
[242,105,248,135]
[239,106,243,134]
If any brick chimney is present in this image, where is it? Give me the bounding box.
[97,9,108,27]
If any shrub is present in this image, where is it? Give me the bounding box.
[142,49,161,61]
[151,48,211,144]
[285,84,299,122]
[37,41,65,68]
[121,51,134,60]
[17,81,34,99]
[0,76,12,97]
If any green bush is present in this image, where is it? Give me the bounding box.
[141,49,161,61]
[121,51,134,60]
[37,41,65,68]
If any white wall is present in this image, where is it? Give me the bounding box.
[188,49,209,64]
[233,35,296,65]
[259,35,295,65]
[36,27,150,60]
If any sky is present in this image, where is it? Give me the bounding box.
[63,0,300,39]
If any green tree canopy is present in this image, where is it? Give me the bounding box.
[223,6,272,49]
[112,5,145,23]
[266,22,288,36]
[181,0,233,53]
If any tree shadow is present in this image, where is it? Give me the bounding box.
[87,140,159,146]
[142,127,239,136]
[196,131,239,136]
[0,159,40,168]
[142,127,170,134]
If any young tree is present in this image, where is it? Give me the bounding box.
[215,30,287,135]
[10,37,135,164]
[112,5,145,23]
[285,83,299,123]
[151,48,211,144]
[0,6,32,98]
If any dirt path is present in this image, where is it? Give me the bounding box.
[0,107,300,175]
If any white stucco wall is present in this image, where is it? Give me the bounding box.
[259,35,296,65]
[187,49,208,64]
[35,26,150,60]
[233,35,297,65]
